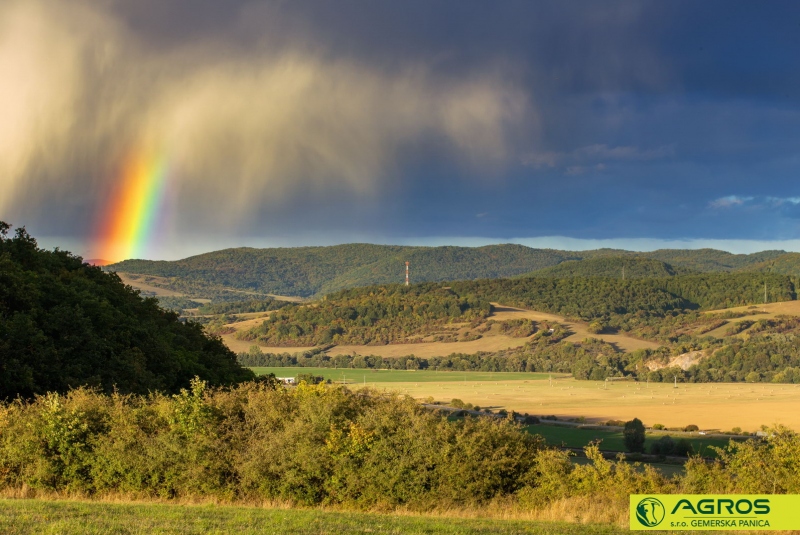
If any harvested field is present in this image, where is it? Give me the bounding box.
[390,378,800,431]
[489,305,661,352]
[220,335,315,355]
[117,273,184,297]
[329,335,534,358]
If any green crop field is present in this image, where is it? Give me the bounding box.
[0,499,631,535]
[525,424,732,457]
[251,367,554,383]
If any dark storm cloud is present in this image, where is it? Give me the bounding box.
[4,0,800,253]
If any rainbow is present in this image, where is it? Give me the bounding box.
[95,148,170,263]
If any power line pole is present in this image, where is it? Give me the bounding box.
[764,281,768,304]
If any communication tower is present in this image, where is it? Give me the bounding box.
[405,261,410,286]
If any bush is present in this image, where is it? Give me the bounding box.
[684,424,699,432]
[652,423,665,430]
[623,418,646,453]
[0,382,548,509]
[587,321,605,334]
[295,373,324,385]
[649,436,694,457]
[650,436,674,456]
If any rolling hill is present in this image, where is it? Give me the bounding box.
[525,256,690,278]
[107,244,793,299]
[746,252,800,276]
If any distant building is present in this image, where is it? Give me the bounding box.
[276,377,296,384]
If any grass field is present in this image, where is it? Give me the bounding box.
[252,367,554,383]
[524,424,730,457]
[252,368,800,431]
[0,499,630,535]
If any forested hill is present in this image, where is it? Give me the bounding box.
[526,256,691,279]
[108,244,790,298]
[109,244,590,297]
[746,252,800,276]
[0,223,253,399]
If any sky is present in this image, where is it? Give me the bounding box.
[2,0,800,260]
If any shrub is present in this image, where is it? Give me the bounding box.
[649,436,694,457]
[684,424,699,432]
[0,382,548,509]
[649,435,674,456]
[295,373,324,385]
[587,321,605,334]
[652,423,665,430]
[623,418,646,453]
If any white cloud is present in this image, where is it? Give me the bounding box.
[708,195,754,209]
[766,196,800,206]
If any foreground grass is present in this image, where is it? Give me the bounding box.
[0,499,628,535]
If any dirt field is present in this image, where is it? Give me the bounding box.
[489,305,661,352]
[376,376,800,431]
[702,299,800,338]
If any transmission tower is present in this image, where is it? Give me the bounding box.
[405,261,410,286]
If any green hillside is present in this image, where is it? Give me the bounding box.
[108,244,795,299]
[109,244,587,298]
[746,252,800,277]
[527,256,688,278]
[644,248,786,272]
[0,223,253,399]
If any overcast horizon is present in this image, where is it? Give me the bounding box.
[3,1,800,262]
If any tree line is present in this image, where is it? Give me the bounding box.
[0,222,252,399]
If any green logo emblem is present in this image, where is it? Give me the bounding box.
[636,497,665,527]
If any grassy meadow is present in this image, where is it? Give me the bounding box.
[252,367,553,383]
[0,499,638,535]
[524,424,730,457]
